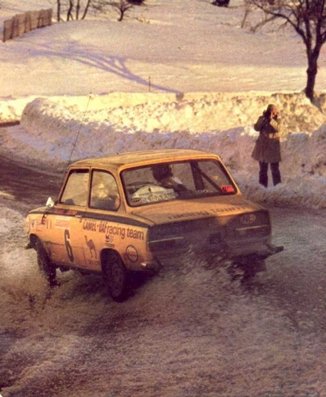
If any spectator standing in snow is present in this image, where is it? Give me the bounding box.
[252,104,282,187]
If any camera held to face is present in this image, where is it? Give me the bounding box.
[264,104,279,121]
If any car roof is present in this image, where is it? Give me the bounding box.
[70,149,220,169]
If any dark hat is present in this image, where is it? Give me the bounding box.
[152,164,172,181]
[266,104,278,113]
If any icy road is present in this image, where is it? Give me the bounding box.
[0,155,325,397]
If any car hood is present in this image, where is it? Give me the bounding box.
[130,195,264,225]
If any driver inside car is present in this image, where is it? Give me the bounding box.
[91,177,120,211]
[151,164,187,194]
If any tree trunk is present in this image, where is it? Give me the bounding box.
[57,0,61,22]
[76,0,80,20]
[304,40,322,103]
[81,0,91,20]
[305,55,318,102]
[67,0,74,21]
[118,10,124,21]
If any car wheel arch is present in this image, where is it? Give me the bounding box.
[100,248,122,269]
[33,236,57,285]
[29,233,39,249]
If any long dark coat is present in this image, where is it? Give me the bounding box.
[251,115,281,163]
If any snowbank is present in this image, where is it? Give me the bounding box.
[2,92,324,209]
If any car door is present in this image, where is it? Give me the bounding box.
[80,169,121,271]
[48,169,90,268]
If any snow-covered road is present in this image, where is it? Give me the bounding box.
[0,0,325,394]
[0,157,325,397]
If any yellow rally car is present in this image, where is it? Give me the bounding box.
[25,149,283,301]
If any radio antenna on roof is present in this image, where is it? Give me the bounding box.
[67,93,93,165]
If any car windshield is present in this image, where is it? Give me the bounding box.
[121,159,237,207]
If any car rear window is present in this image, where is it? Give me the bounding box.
[121,159,236,207]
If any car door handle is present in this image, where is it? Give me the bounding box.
[75,214,83,219]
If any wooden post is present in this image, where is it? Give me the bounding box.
[30,11,39,30]
[17,14,26,36]
[12,15,19,38]
[25,12,32,33]
[3,19,13,42]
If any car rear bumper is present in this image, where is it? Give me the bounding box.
[149,236,283,263]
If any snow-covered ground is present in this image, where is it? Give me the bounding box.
[1,201,326,397]
[0,1,326,395]
[0,0,325,209]
[1,0,325,97]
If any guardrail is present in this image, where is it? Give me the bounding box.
[0,121,20,127]
[2,9,53,42]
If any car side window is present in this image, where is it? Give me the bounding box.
[60,170,89,206]
[90,171,120,211]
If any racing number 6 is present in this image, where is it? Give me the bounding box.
[64,229,74,262]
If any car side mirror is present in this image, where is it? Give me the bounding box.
[46,197,55,208]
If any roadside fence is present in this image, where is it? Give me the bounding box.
[2,9,53,42]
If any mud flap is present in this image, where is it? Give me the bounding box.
[247,243,284,261]
[266,243,284,255]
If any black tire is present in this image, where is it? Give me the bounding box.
[35,239,57,286]
[102,252,129,302]
[228,259,266,282]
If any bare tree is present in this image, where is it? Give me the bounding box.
[56,0,97,22]
[76,0,81,19]
[246,0,326,103]
[81,0,92,19]
[67,0,74,20]
[108,0,134,21]
[56,0,134,22]
[56,0,61,21]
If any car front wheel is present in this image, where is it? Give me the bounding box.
[102,252,129,302]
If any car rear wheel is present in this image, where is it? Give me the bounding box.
[35,239,57,286]
[229,259,266,281]
[242,259,266,281]
[102,252,129,302]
